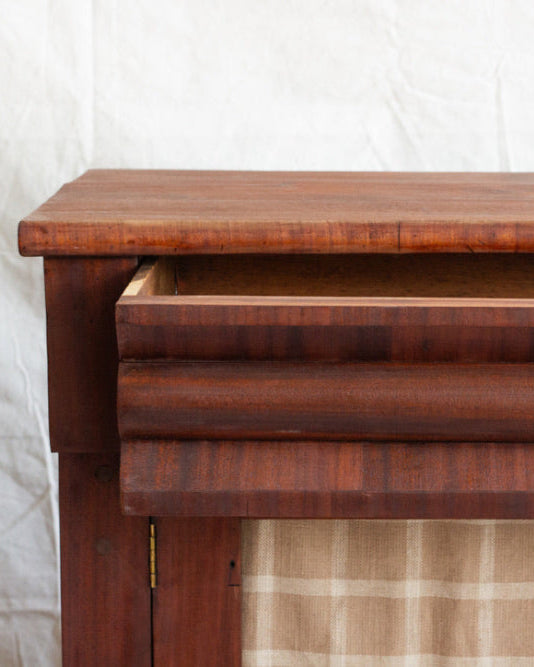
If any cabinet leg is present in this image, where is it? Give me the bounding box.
[59,454,151,666]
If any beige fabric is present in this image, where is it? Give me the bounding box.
[242,520,534,665]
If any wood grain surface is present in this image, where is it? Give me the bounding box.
[152,517,241,666]
[118,362,534,442]
[19,170,534,255]
[45,257,138,452]
[60,454,151,665]
[116,253,534,361]
[24,171,534,665]
[117,295,534,363]
[120,440,534,518]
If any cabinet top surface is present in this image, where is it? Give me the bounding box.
[18,169,534,256]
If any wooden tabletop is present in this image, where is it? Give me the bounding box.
[18,170,534,256]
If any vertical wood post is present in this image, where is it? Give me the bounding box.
[153,518,242,666]
[59,454,151,665]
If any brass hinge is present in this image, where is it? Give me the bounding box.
[149,519,157,589]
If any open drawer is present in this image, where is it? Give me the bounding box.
[116,254,534,518]
[116,254,534,362]
[116,254,534,442]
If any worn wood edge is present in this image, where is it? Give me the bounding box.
[122,490,534,519]
[120,257,158,296]
[18,170,534,255]
[18,219,398,256]
[119,256,177,298]
[116,295,534,325]
[19,220,534,257]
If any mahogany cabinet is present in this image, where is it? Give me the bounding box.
[18,170,534,665]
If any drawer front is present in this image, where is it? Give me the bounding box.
[116,255,534,362]
[116,255,534,518]
[120,440,534,518]
[117,297,534,362]
[118,361,534,442]
[116,255,534,442]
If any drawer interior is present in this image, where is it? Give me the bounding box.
[126,254,534,298]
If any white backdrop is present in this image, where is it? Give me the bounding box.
[3,1,534,664]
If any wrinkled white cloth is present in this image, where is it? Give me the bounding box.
[3,1,534,664]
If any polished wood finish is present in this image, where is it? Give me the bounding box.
[152,518,241,666]
[118,306,534,362]
[45,257,138,452]
[20,170,534,666]
[117,254,534,363]
[118,362,534,442]
[19,170,534,256]
[60,454,151,665]
[121,440,534,519]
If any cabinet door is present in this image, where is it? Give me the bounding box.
[151,518,241,666]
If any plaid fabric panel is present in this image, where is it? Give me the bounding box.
[242,520,534,665]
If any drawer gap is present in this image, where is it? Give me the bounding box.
[129,254,534,298]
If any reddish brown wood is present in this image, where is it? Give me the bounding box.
[117,295,534,362]
[119,318,534,362]
[117,254,534,362]
[118,362,534,442]
[152,517,241,666]
[45,257,138,452]
[20,171,534,666]
[19,170,534,256]
[120,440,534,518]
[60,454,151,665]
